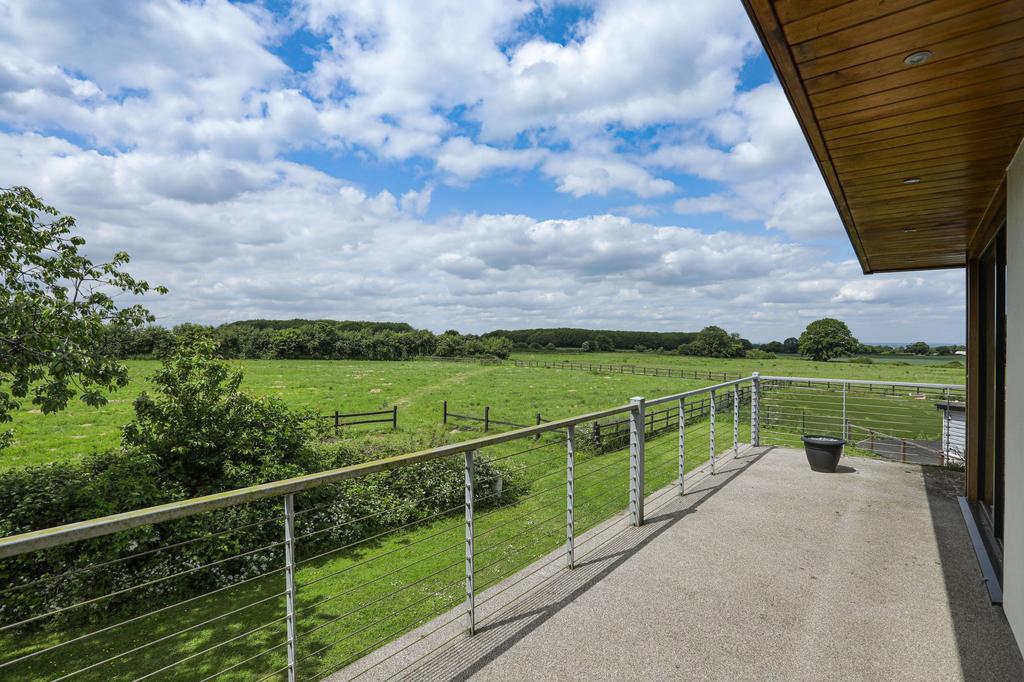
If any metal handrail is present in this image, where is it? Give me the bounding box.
[759,375,963,390]
[0,403,637,559]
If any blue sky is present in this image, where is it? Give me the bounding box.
[0,0,964,342]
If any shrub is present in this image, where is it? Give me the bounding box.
[122,337,318,494]
[745,349,776,360]
[848,356,874,364]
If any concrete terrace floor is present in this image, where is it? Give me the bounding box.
[332,446,1024,681]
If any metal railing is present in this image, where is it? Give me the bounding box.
[0,371,960,680]
[757,376,966,466]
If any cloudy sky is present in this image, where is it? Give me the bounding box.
[0,0,965,342]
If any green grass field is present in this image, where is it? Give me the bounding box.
[2,353,964,472]
[0,353,962,680]
[512,350,965,383]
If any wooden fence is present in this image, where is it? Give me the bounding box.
[513,359,743,382]
[321,406,398,430]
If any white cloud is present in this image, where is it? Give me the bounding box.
[0,1,965,341]
[0,130,964,340]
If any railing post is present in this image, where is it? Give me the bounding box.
[392,405,398,430]
[841,382,848,441]
[484,406,490,432]
[464,450,476,635]
[709,390,717,474]
[733,386,740,455]
[283,494,298,682]
[443,400,448,425]
[536,412,542,440]
[678,396,686,495]
[629,397,646,527]
[751,373,760,447]
[566,425,575,569]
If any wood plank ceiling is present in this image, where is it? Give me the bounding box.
[742,0,1024,273]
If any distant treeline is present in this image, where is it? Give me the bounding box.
[111,320,512,360]
[483,327,702,352]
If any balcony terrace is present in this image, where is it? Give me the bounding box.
[339,445,1023,680]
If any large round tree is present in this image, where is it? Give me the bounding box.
[798,318,859,362]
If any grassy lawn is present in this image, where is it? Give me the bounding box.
[3,359,714,471]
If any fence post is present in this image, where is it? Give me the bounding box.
[283,494,298,682]
[464,450,476,635]
[733,386,740,455]
[709,390,717,474]
[566,424,575,569]
[629,397,646,527]
[484,406,490,432]
[443,400,448,425]
[536,412,542,440]
[678,397,686,495]
[392,405,398,430]
[751,373,760,447]
[334,411,340,431]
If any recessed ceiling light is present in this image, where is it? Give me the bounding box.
[904,50,932,66]
[903,177,922,185]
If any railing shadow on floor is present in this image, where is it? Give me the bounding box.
[336,445,771,681]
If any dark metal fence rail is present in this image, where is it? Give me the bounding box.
[320,406,398,430]
[442,401,549,433]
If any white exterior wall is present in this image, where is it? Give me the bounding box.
[1005,140,1024,649]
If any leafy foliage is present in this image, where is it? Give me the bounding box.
[798,318,859,362]
[121,337,316,494]
[678,326,745,358]
[904,341,931,355]
[0,187,165,449]
[110,320,513,361]
[486,327,699,351]
[745,349,776,360]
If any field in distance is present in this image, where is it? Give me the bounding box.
[3,352,964,471]
[513,351,965,383]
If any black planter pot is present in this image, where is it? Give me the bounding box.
[801,435,845,472]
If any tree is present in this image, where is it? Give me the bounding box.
[679,326,744,358]
[905,341,931,355]
[122,337,313,494]
[1,187,165,449]
[782,337,799,354]
[798,318,859,362]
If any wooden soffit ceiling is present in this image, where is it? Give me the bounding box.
[742,0,1024,273]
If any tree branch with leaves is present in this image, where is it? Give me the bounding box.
[0,186,167,449]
